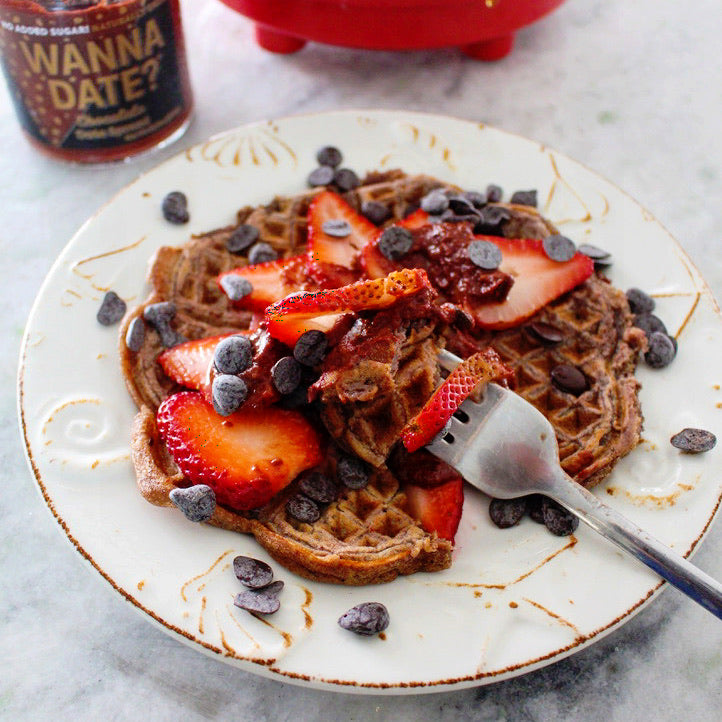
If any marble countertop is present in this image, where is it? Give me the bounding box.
[2,0,721,719]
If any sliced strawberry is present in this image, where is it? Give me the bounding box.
[361,209,430,279]
[306,190,378,281]
[217,254,307,312]
[401,348,512,453]
[157,333,236,390]
[471,237,594,329]
[399,208,431,230]
[389,446,461,489]
[360,241,391,280]
[157,391,324,511]
[265,268,433,346]
[405,475,464,542]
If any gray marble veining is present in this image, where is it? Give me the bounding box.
[2,0,721,719]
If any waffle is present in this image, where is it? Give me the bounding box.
[311,300,444,468]
[446,276,646,487]
[121,171,645,585]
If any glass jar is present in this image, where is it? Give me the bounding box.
[0,0,193,163]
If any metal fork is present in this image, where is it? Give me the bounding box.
[428,350,722,619]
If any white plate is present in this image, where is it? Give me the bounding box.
[18,110,722,693]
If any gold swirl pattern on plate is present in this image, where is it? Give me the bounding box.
[61,237,146,307]
[380,122,457,171]
[474,594,581,674]
[606,480,698,509]
[39,397,129,469]
[179,550,310,663]
[419,534,577,592]
[186,127,299,169]
[356,115,379,129]
[543,153,601,225]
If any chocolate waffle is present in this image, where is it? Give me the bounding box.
[446,275,646,487]
[121,171,645,585]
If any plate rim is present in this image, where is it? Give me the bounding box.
[16,108,722,693]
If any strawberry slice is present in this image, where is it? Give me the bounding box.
[265,268,433,346]
[158,333,236,390]
[361,209,430,279]
[307,190,378,279]
[471,237,594,329]
[405,475,464,542]
[157,391,324,511]
[401,348,512,453]
[217,254,307,312]
[399,208,431,229]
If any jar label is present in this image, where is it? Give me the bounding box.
[0,0,191,154]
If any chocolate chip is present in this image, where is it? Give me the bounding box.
[338,602,389,636]
[510,189,537,207]
[644,332,676,368]
[474,205,511,234]
[541,498,579,536]
[211,374,248,416]
[271,356,302,394]
[448,195,478,216]
[333,168,360,192]
[247,242,278,265]
[524,321,564,346]
[97,290,126,326]
[485,184,503,203]
[551,364,588,396]
[226,224,260,254]
[526,494,546,524]
[322,219,352,238]
[143,301,175,326]
[219,274,253,302]
[214,334,253,375]
[316,145,343,168]
[578,243,612,266]
[440,209,478,225]
[337,454,370,490]
[542,234,577,262]
[463,190,487,209]
[261,580,284,596]
[307,165,335,187]
[293,330,328,367]
[378,226,413,260]
[233,555,274,589]
[143,302,184,348]
[169,484,216,522]
[277,382,310,409]
[298,471,338,504]
[360,201,391,226]
[626,288,655,315]
[279,367,316,408]
[125,316,146,352]
[489,498,527,529]
[634,313,668,338]
[468,239,502,270]
[234,580,284,615]
[285,494,321,523]
[670,428,716,453]
[162,191,189,224]
[420,189,449,215]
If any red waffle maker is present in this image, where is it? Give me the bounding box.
[218,0,567,60]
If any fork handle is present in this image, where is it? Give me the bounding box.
[550,473,722,620]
